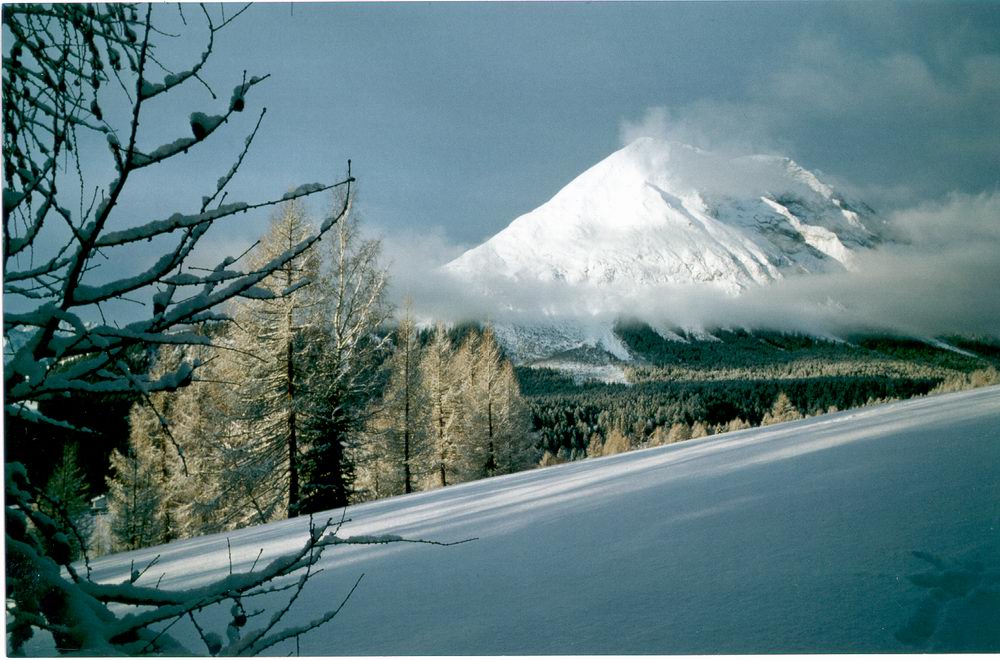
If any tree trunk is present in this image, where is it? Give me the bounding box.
[403,335,412,494]
[438,397,447,487]
[485,398,496,476]
[286,322,300,517]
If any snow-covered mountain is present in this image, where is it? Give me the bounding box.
[446,138,880,295]
[443,138,882,365]
[66,386,1000,654]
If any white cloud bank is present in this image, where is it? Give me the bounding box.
[619,28,1000,209]
[383,191,1000,339]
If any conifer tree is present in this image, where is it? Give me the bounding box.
[107,446,162,552]
[587,432,606,456]
[601,428,632,456]
[539,450,564,467]
[451,329,482,480]
[298,207,391,513]
[2,4,360,650]
[164,352,230,537]
[354,309,426,499]
[762,392,802,425]
[485,360,536,473]
[107,205,391,535]
[164,344,234,536]
[114,346,207,543]
[220,200,322,521]
[355,323,534,501]
[723,417,752,433]
[420,325,461,488]
[105,343,212,548]
[649,425,669,447]
[117,400,173,545]
[474,328,505,477]
[666,422,692,444]
[463,328,534,478]
[690,420,711,438]
[41,445,92,560]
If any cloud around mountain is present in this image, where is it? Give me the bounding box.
[379,138,999,340]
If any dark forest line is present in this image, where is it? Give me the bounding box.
[518,325,1000,462]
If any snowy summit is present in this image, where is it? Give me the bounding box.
[445,138,881,296]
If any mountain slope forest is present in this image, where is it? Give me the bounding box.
[520,324,1000,462]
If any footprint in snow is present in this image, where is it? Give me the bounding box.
[895,549,1000,652]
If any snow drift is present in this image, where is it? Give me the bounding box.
[56,386,1000,655]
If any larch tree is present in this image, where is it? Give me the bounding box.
[722,417,752,433]
[298,203,392,513]
[106,443,163,553]
[107,342,227,545]
[600,427,632,457]
[108,347,187,548]
[666,422,693,444]
[690,420,711,439]
[762,392,802,425]
[3,4,363,653]
[487,360,537,474]
[473,328,505,477]
[354,308,427,499]
[419,324,461,489]
[450,329,481,481]
[105,201,392,538]
[460,327,534,479]
[220,200,323,522]
[160,344,231,537]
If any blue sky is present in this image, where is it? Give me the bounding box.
[6,2,1000,332]
[129,1,999,251]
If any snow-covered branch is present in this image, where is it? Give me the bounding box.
[3,5,365,654]
[9,467,472,657]
[8,469,351,655]
[3,2,354,420]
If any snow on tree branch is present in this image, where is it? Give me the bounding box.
[3,4,353,425]
[9,464,355,656]
[2,4,369,655]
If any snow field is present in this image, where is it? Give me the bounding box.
[80,386,1000,654]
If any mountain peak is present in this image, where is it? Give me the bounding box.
[445,141,879,295]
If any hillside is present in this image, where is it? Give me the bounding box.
[57,386,1000,654]
[518,325,1000,385]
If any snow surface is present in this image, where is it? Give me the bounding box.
[527,359,629,385]
[61,386,1000,654]
[490,317,630,365]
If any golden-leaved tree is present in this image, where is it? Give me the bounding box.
[3,4,364,653]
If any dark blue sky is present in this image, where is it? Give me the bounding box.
[125,1,999,254]
[8,2,1000,332]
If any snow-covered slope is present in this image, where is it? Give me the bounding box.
[446,138,880,296]
[69,387,1000,654]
